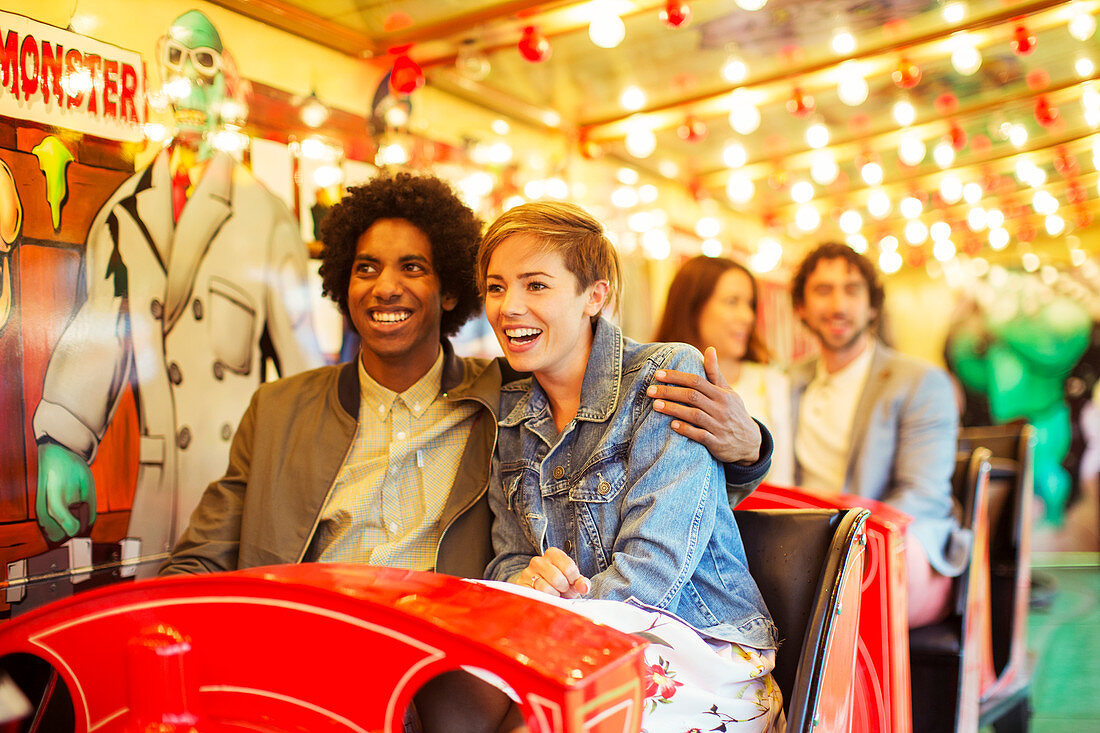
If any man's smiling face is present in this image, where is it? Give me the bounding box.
[347,218,455,385]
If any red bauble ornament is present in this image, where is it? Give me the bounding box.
[660,1,691,28]
[892,57,921,89]
[1067,181,1086,204]
[389,54,424,95]
[1054,146,1080,177]
[907,247,927,268]
[949,123,967,151]
[677,115,707,142]
[934,93,959,116]
[1074,209,1092,228]
[972,134,992,153]
[1018,224,1036,242]
[1011,23,1036,55]
[1034,96,1059,127]
[518,26,551,63]
[786,87,815,118]
[1026,69,1050,91]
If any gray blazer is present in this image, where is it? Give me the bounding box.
[791,343,969,576]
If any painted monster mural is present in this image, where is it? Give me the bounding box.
[3,9,322,616]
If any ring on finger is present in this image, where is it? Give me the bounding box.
[529,575,539,588]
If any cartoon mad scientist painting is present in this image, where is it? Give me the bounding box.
[32,10,322,577]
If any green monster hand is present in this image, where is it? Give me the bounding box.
[36,442,97,542]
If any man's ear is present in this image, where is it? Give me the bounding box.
[441,292,458,312]
[584,280,610,317]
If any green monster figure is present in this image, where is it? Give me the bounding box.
[948,271,1091,524]
[32,10,320,570]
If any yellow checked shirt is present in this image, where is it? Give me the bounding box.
[310,350,478,569]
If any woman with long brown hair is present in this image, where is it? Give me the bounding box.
[655,256,793,486]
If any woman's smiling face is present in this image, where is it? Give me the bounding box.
[483,234,608,383]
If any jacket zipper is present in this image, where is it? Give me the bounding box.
[435,392,497,564]
[295,436,357,563]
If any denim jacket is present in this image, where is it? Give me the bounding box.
[485,318,777,649]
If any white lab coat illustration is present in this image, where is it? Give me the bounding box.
[34,149,323,575]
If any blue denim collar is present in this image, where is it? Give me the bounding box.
[499,316,623,427]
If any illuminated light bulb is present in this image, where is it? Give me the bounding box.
[642,229,671,260]
[795,204,821,231]
[963,182,983,203]
[617,167,640,185]
[900,196,923,219]
[940,174,963,204]
[628,211,654,233]
[143,123,169,143]
[523,179,545,199]
[701,238,723,257]
[933,238,956,261]
[376,142,409,166]
[545,177,568,199]
[1015,158,1036,183]
[1087,107,1100,127]
[989,227,1010,249]
[1032,190,1058,215]
[1009,124,1028,147]
[726,172,755,204]
[839,209,863,234]
[314,164,343,188]
[589,9,626,48]
[611,185,639,208]
[832,30,855,55]
[847,234,868,253]
[967,207,988,231]
[791,180,815,203]
[1076,58,1095,78]
[1071,247,1087,266]
[164,77,192,100]
[722,55,748,83]
[749,239,782,273]
[723,142,748,168]
[950,34,982,75]
[880,235,900,252]
[898,131,926,166]
[893,100,916,126]
[986,209,1005,229]
[1040,265,1059,285]
[972,257,990,277]
[696,216,721,238]
[1084,85,1100,110]
[492,119,510,135]
[504,195,524,210]
[456,42,491,81]
[1069,10,1097,41]
[867,189,891,219]
[806,123,830,149]
[905,219,929,244]
[810,153,839,185]
[930,221,952,241]
[943,2,967,24]
[879,249,903,273]
[542,110,562,127]
[1045,214,1066,236]
[838,74,869,106]
[932,141,955,168]
[734,0,768,11]
[620,86,646,111]
[300,93,329,128]
[625,127,657,158]
[487,142,513,164]
[1022,252,1040,272]
[639,184,659,203]
[728,91,761,134]
[861,162,884,186]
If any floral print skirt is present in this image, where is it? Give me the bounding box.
[473,580,785,733]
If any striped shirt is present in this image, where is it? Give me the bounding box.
[310,350,478,569]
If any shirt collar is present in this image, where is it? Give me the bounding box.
[812,340,876,388]
[499,316,622,427]
[358,349,445,421]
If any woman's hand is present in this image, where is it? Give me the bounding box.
[647,346,762,464]
[513,547,591,598]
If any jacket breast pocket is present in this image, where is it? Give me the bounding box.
[569,453,627,504]
[208,277,256,377]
